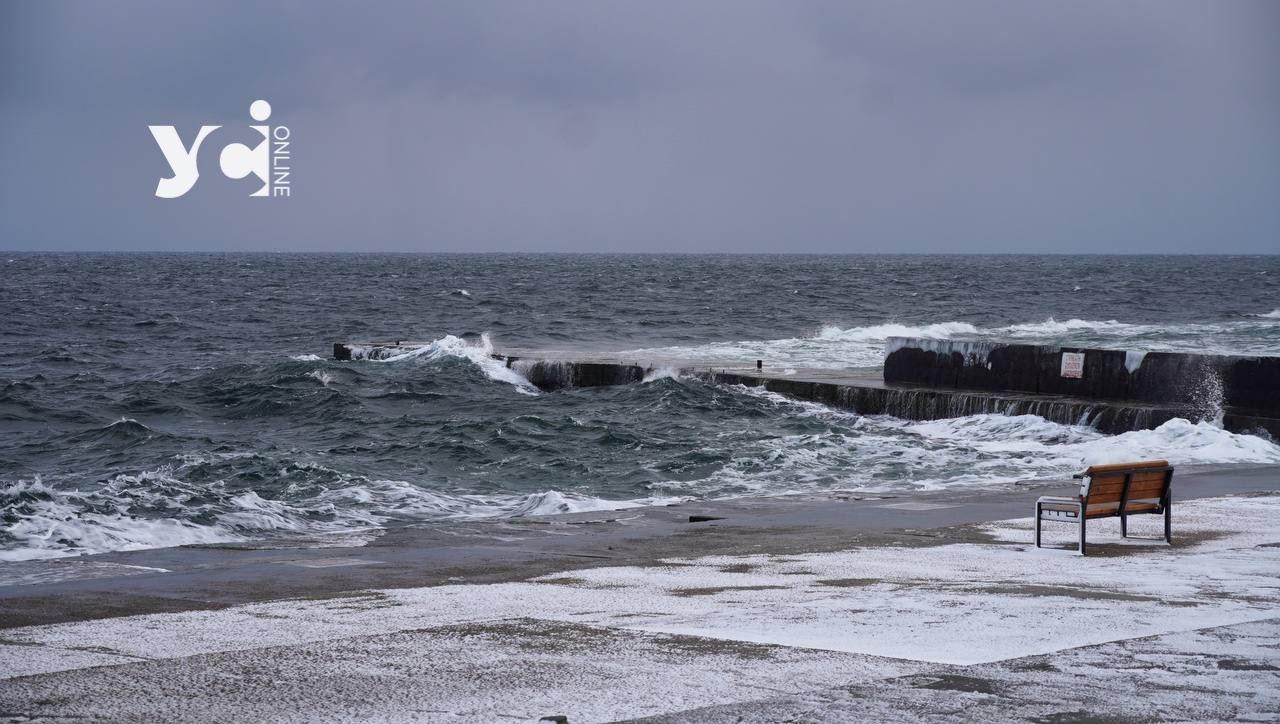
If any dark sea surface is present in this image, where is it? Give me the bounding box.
[3,253,1279,560]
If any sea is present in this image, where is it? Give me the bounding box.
[3,253,1279,562]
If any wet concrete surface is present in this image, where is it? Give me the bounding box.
[622,618,1280,724]
[1,468,1277,723]
[2,464,1275,630]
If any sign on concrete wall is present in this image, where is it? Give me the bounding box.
[1060,352,1085,379]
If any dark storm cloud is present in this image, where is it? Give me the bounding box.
[0,0,1277,252]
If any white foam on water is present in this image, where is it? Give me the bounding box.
[0,463,686,561]
[616,316,1279,370]
[988,316,1280,356]
[642,366,683,383]
[901,415,1280,469]
[6,402,1278,561]
[694,385,1280,496]
[290,354,324,361]
[620,322,980,369]
[996,318,1142,336]
[8,316,1277,562]
[0,560,174,587]
[816,321,981,341]
[366,333,539,395]
[305,370,334,386]
[504,490,684,517]
[0,477,244,562]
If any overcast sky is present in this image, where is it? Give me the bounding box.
[1,1,1277,253]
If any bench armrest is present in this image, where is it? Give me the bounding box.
[1037,495,1082,504]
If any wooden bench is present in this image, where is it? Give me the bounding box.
[1035,460,1174,555]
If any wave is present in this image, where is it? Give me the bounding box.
[355,334,539,395]
[501,490,682,517]
[816,321,980,341]
[6,389,1278,561]
[642,366,684,383]
[1,476,243,562]
[898,414,1280,469]
[702,385,1280,494]
[0,461,682,561]
[305,370,334,386]
[68,417,157,446]
[995,318,1143,336]
[619,315,1279,371]
[1254,309,1280,319]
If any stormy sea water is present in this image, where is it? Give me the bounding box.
[3,253,1279,562]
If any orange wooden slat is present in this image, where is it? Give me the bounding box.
[1082,460,1169,476]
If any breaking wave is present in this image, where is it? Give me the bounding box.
[618,315,1280,370]
[5,356,1278,561]
[704,386,1280,494]
[5,254,1278,564]
[352,333,539,395]
[816,321,981,341]
[0,463,682,562]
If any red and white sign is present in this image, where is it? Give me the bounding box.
[1060,352,1085,379]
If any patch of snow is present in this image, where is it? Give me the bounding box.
[3,495,1277,679]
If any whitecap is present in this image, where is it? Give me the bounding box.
[642,366,683,383]
[0,468,689,561]
[361,333,539,395]
[306,370,334,386]
[815,321,981,341]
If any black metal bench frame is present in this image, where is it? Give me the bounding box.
[1035,465,1174,555]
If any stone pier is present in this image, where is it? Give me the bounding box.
[331,339,1280,436]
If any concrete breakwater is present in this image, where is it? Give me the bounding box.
[883,337,1279,434]
[332,341,1280,437]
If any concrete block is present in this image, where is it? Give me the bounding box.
[1037,348,1129,399]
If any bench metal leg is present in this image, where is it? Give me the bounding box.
[1034,503,1042,548]
[1120,515,1127,538]
[1164,501,1172,544]
[1078,517,1086,556]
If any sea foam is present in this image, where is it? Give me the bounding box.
[620,315,1279,371]
[362,334,539,395]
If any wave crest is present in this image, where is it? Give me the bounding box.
[359,334,538,394]
[817,321,980,341]
[0,466,683,562]
[622,315,1279,371]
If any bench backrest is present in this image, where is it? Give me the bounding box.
[1079,460,1173,515]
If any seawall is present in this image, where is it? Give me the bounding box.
[884,337,1279,434]
[332,341,1280,437]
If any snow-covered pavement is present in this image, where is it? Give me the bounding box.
[2,493,1277,722]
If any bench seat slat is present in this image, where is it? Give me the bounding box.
[1081,460,1170,475]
